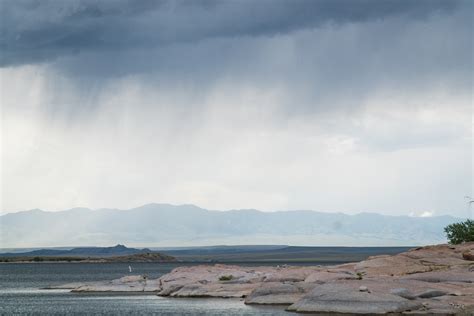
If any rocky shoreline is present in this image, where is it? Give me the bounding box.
[49,243,474,315]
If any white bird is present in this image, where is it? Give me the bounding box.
[464,196,474,206]
[129,265,132,273]
[465,196,474,219]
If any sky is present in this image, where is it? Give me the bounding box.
[0,0,472,217]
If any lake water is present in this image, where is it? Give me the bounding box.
[0,262,312,315]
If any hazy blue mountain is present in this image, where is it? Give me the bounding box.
[0,203,462,247]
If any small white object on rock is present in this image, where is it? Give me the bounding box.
[359,286,368,292]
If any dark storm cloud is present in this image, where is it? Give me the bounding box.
[1,0,471,120]
[0,0,459,67]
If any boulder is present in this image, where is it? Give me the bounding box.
[416,289,448,298]
[462,251,474,261]
[390,288,416,300]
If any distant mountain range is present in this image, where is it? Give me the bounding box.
[0,244,151,257]
[0,203,462,247]
[0,244,177,263]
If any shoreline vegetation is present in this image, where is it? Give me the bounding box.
[44,242,474,315]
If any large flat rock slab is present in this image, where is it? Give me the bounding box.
[245,282,311,305]
[401,267,474,283]
[355,243,474,277]
[287,283,422,314]
[169,282,259,298]
[71,275,161,292]
[304,270,357,283]
[50,242,474,314]
[157,264,320,296]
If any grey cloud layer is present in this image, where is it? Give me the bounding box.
[1,1,471,215]
[2,0,470,119]
[0,0,460,67]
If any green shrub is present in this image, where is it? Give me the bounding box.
[32,256,44,262]
[444,219,474,244]
[218,275,233,281]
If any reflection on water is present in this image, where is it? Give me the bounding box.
[2,292,290,315]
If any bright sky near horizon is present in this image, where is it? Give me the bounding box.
[1,0,472,217]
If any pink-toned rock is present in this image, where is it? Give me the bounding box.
[245,282,314,305]
[262,266,320,282]
[157,264,270,296]
[462,250,474,261]
[354,255,436,277]
[71,275,160,292]
[155,244,474,314]
[287,283,422,314]
[401,268,474,283]
[53,242,474,314]
[304,270,357,283]
[354,243,474,277]
[245,283,302,304]
[170,282,259,298]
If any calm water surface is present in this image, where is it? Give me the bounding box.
[0,262,310,315]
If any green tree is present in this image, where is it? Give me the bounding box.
[444,219,474,244]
